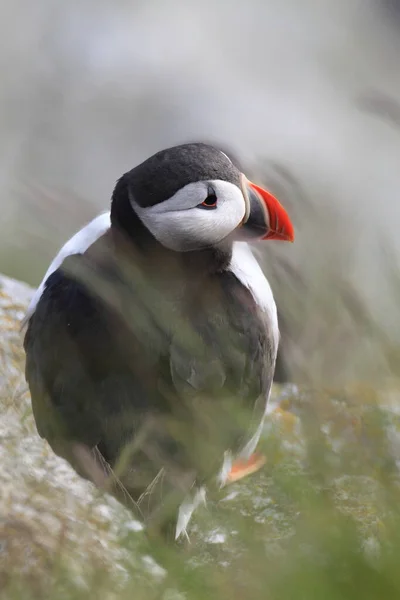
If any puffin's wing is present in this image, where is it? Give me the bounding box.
[23,247,170,474]
[24,264,109,452]
[168,266,276,477]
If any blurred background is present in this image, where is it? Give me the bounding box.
[2,0,400,385]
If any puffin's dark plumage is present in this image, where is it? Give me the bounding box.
[119,143,241,208]
[23,143,294,540]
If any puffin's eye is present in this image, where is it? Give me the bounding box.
[198,194,218,209]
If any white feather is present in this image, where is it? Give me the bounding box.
[130,180,245,252]
[229,241,279,350]
[22,212,111,328]
[175,486,207,541]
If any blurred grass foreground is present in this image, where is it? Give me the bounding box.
[3,245,400,600]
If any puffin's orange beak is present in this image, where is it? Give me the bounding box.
[248,181,294,242]
[241,176,295,243]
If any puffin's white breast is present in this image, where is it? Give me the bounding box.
[229,242,279,351]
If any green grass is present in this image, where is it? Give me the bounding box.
[3,262,400,599]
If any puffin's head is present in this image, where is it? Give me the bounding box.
[111,143,294,252]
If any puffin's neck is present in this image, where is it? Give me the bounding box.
[110,181,233,276]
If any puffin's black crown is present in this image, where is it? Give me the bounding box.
[117,142,241,209]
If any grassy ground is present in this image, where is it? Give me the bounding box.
[2,277,400,599]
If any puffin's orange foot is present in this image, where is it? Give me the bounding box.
[227,452,266,483]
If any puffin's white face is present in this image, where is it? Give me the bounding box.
[129,179,247,252]
[113,143,294,253]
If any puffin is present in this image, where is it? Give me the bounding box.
[23,143,294,541]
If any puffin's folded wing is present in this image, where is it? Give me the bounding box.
[167,272,275,478]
